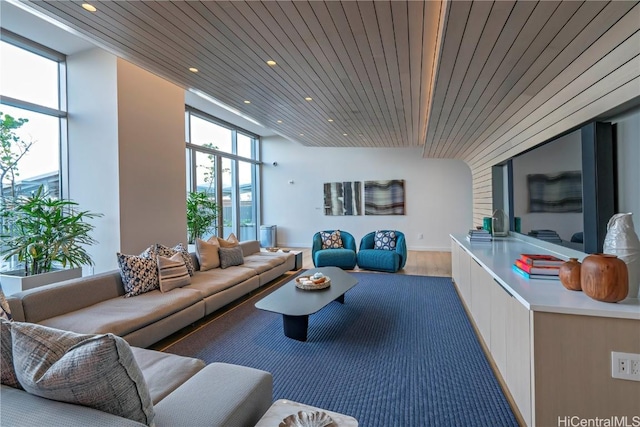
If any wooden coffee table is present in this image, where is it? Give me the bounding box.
[255,267,358,341]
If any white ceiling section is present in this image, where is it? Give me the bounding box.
[10,1,640,156]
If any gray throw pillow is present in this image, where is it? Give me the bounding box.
[0,319,22,389]
[219,246,244,269]
[11,322,155,426]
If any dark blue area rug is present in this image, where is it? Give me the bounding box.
[165,273,518,427]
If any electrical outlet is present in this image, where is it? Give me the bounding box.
[611,352,640,381]
[418,233,424,240]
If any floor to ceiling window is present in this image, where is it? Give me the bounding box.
[0,31,66,271]
[185,108,260,242]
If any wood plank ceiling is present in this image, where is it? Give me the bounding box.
[15,0,640,157]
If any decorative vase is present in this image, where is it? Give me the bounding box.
[559,258,581,291]
[491,208,508,237]
[603,213,640,300]
[581,254,628,303]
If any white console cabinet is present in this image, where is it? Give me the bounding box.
[451,235,639,426]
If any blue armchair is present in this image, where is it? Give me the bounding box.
[312,230,357,270]
[357,230,407,273]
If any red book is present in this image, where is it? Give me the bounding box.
[520,253,565,267]
[514,259,560,275]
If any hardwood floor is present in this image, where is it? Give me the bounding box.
[299,248,452,277]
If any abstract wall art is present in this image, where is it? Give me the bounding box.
[364,179,405,215]
[527,171,582,213]
[323,181,362,216]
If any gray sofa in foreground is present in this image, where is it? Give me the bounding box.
[6,240,294,348]
[1,336,272,426]
[1,240,290,426]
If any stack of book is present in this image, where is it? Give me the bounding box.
[528,229,563,244]
[512,253,565,280]
[467,228,492,243]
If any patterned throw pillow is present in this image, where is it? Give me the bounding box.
[141,243,195,276]
[117,253,159,298]
[157,253,191,292]
[374,230,397,251]
[11,322,155,426]
[219,246,244,269]
[217,233,239,248]
[320,230,343,249]
[0,286,11,321]
[195,237,221,271]
[0,319,22,389]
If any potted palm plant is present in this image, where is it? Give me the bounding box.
[0,185,102,295]
[186,191,218,244]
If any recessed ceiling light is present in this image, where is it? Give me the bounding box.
[82,3,97,12]
[299,133,304,136]
[277,120,283,124]
[327,119,334,122]
[189,67,198,73]
[244,100,251,104]
[266,60,277,66]
[343,133,348,136]
[305,97,312,101]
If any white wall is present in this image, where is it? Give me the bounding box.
[262,137,472,251]
[67,49,120,274]
[512,130,583,242]
[613,107,640,237]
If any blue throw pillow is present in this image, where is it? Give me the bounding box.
[320,230,343,249]
[374,231,397,251]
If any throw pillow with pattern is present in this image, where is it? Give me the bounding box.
[0,286,11,321]
[219,246,244,269]
[374,230,397,251]
[117,253,159,297]
[1,319,22,389]
[141,243,195,276]
[157,253,191,292]
[320,230,343,249]
[11,322,155,426]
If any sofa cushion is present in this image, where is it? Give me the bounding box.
[117,253,159,297]
[241,254,284,274]
[38,288,203,338]
[0,319,22,389]
[217,233,239,248]
[186,267,257,298]
[130,347,205,404]
[10,322,155,426]
[374,230,397,251]
[195,237,221,270]
[320,230,343,249]
[157,253,191,292]
[219,246,244,269]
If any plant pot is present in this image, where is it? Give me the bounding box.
[0,267,82,296]
[559,258,581,291]
[581,254,628,303]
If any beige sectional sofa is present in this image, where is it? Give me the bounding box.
[1,240,293,426]
[6,240,294,348]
